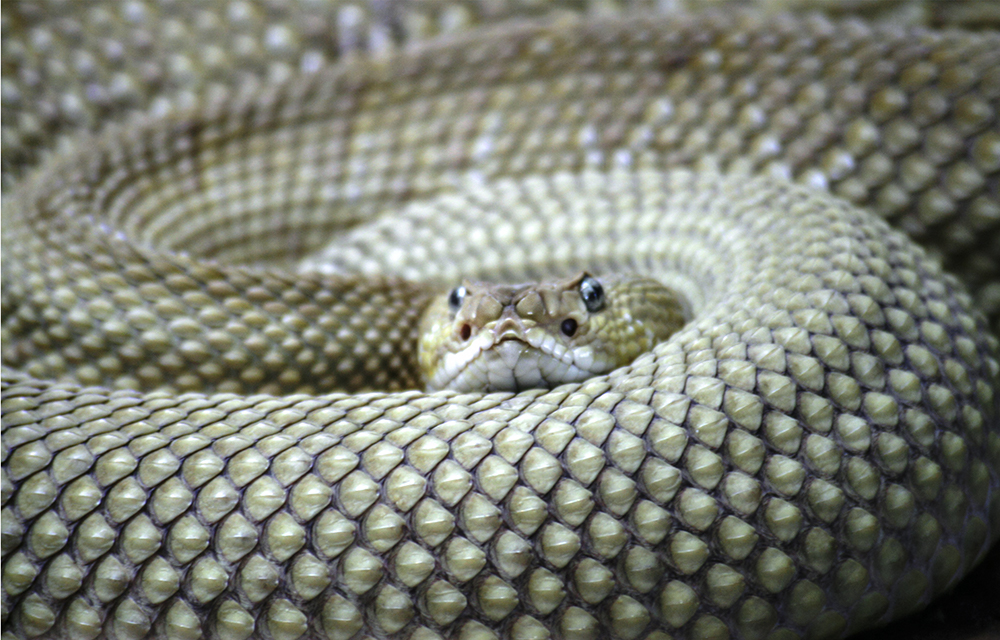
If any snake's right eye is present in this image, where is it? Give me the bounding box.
[449,286,467,312]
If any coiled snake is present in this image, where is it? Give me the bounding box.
[2,2,999,639]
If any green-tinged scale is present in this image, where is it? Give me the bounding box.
[3,2,1000,640]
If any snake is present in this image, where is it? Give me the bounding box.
[2,2,1000,639]
[416,273,687,393]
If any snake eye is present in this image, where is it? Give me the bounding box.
[579,276,604,312]
[448,286,467,312]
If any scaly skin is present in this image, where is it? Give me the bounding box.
[2,3,1000,640]
[417,273,687,392]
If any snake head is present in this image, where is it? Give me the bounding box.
[418,272,686,392]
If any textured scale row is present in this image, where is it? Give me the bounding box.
[2,2,1000,640]
[4,168,999,639]
[3,5,999,326]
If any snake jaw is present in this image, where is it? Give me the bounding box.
[427,321,603,392]
[419,273,686,391]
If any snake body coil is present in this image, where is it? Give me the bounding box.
[2,3,1000,640]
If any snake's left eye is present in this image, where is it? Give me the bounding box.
[449,286,467,312]
[579,276,604,312]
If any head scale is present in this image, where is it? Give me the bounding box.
[418,272,686,392]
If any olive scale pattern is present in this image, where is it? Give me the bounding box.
[3,4,999,327]
[3,3,1000,640]
[4,169,1000,639]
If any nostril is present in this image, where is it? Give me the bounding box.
[561,318,577,336]
[460,324,472,341]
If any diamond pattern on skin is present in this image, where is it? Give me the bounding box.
[2,5,999,640]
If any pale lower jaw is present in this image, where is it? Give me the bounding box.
[429,338,598,392]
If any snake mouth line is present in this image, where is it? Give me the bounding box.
[430,328,609,392]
